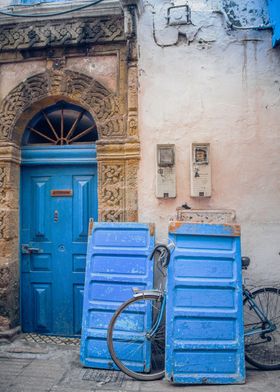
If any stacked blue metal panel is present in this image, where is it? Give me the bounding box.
[268,0,280,47]
[80,223,155,369]
[166,222,245,384]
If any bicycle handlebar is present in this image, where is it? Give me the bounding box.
[149,244,171,268]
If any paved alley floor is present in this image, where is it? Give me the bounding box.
[0,335,280,392]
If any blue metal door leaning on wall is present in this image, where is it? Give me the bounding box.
[20,101,98,336]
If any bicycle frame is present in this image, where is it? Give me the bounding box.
[133,289,166,339]
[133,287,276,341]
[243,287,276,337]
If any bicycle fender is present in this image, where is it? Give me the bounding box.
[133,289,162,299]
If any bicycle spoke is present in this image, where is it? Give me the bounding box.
[244,287,280,369]
[108,294,165,381]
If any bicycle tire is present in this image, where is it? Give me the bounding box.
[107,293,165,381]
[243,287,280,370]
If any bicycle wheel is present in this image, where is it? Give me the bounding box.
[107,293,165,381]
[243,287,280,370]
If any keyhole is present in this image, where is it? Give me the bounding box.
[54,210,59,222]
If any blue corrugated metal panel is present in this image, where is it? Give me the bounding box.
[268,0,280,47]
[80,223,155,370]
[166,222,245,384]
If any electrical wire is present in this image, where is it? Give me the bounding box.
[0,0,106,18]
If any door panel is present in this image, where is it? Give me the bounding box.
[21,164,97,336]
[73,175,96,241]
[32,283,52,332]
[31,177,51,239]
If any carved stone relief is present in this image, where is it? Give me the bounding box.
[0,69,125,142]
[0,16,124,52]
[125,160,139,221]
[99,162,125,222]
[0,167,7,198]
[127,61,138,141]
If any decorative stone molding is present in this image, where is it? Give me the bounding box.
[0,16,125,53]
[125,159,139,221]
[99,162,125,222]
[0,167,7,196]
[127,63,138,141]
[0,70,125,142]
[97,142,140,221]
[0,143,21,164]
[176,208,237,224]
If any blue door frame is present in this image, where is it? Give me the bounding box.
[20,145,98,336]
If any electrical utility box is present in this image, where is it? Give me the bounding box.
[156,144,176,198]
[190,143,211,197]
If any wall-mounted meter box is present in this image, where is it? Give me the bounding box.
[156,144,176,198]
[190,143,211,197]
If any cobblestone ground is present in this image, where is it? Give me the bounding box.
[0,335,280,392]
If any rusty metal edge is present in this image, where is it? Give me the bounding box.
[168,221,241,237]
[149,223,155,237]
[88,217,94,237]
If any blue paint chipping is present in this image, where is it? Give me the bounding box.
[268,0,280,47]
[80,223,155,370]
[166,223,245,384]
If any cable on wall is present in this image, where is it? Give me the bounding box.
[0,0,106,18]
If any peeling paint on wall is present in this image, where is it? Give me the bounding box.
[221,0,270,27]
[150,0,271,48]
[138,0,280,284]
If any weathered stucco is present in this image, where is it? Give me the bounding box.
[137,0,280,282]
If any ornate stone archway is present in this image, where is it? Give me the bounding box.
[0,67,140,334]
[0,67,140,219]
[0,69,125,142]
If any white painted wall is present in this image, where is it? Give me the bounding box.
[137,0,280,283]
[0,0,279,284]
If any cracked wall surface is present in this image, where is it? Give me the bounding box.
[137,0,280,283]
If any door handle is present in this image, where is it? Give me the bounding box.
[21,244,42,254]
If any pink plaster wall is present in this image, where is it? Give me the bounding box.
[137,4,280,282]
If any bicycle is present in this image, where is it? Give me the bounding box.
[107,246,280,381]
[242,257,280,370]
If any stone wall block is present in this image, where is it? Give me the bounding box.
[125,159,139,221]
[0,209,19,241]
[0,239,19,260]
[127,65,138,111]
[0,259,19,329]
[126,61,139,142]
[0,189,19,210]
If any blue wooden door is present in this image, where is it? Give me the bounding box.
[21,163,97,336]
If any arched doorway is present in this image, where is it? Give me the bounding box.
[20,101,98,336]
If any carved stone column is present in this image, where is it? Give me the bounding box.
[0,143,20,335]
[97,142,140,222]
